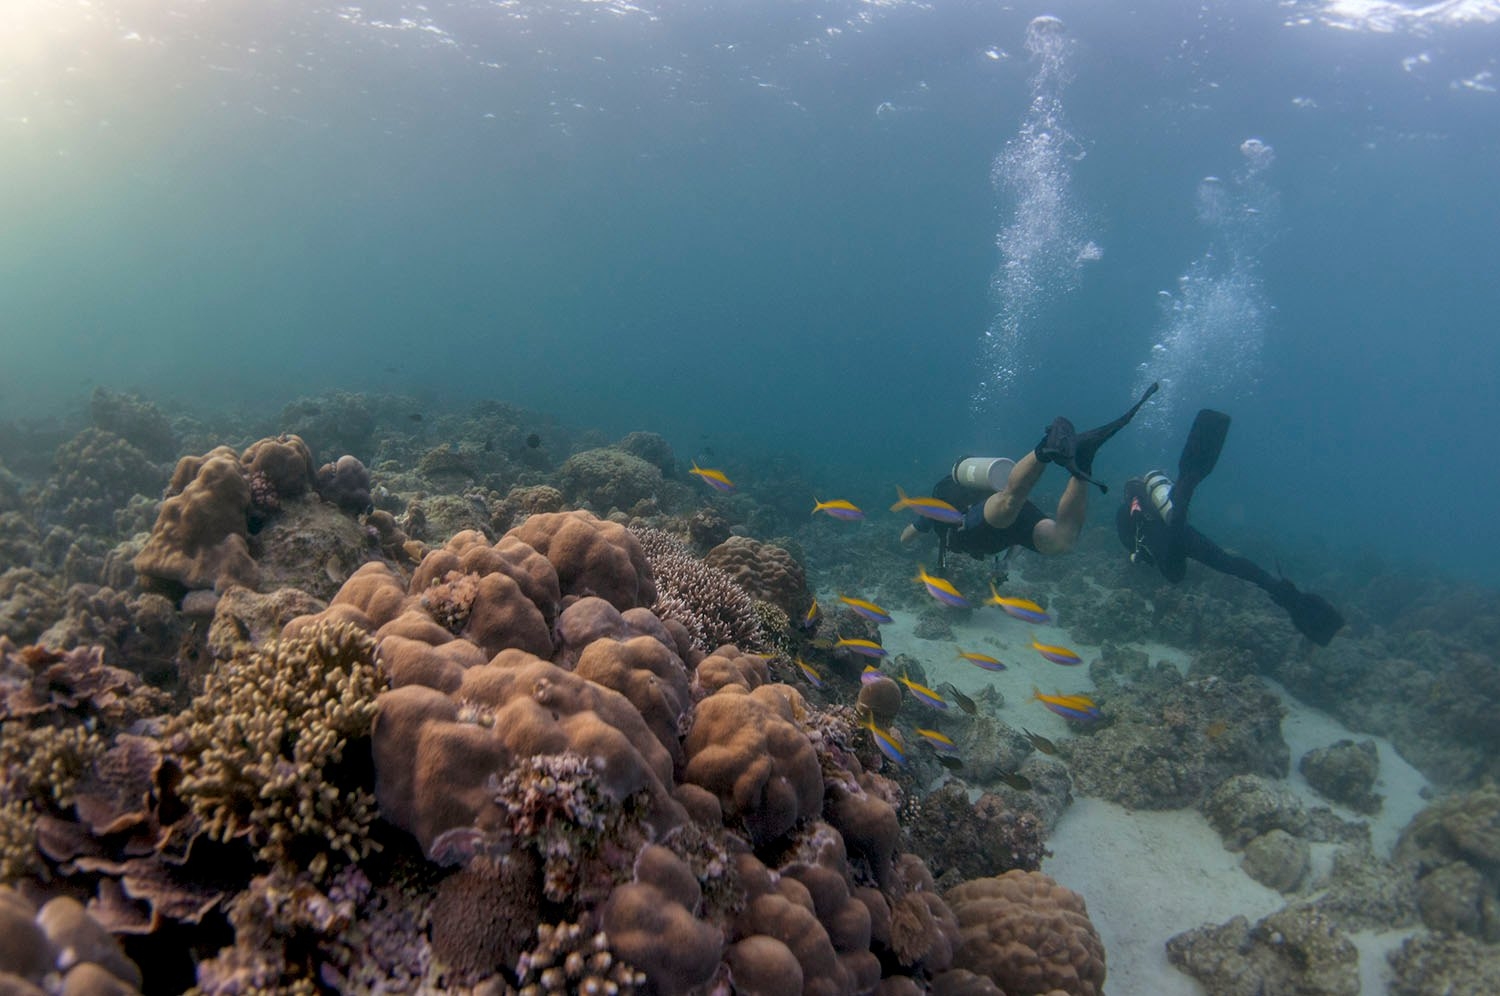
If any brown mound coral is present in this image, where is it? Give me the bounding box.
[371,654,685,859]
[682,684,822,847]
[601,844,723,996]
[505,510,655,610]
[702,536,810,618]
[945,870,1106,996]
[134,450,258,594]
[0,888,144,995]
[168,620,385,876]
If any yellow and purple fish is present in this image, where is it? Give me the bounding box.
[861,665,887,685]
[839,594,893,625]
[890,486,964,525]
[987,582,1052,624]
[812,497,865,521]
[862,715,907,766]
[801,598,822,631]
[898,673,950,711]
[795,657,824,689]
[914,566,971,609]
[1032,687,1101,721]
[689,461,736,493]
[835,637,889,659]
[915,727,959,753]
[958,649,1007,672]
[1031,637,1082,666]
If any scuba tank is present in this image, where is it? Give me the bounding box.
[1143,470,1175,520]
[951,456,1016,492]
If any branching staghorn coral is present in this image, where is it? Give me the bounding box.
[630,526,764,652]
[168,620,385,877]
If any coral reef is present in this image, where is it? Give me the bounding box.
[0,887,144,995]
[1166,907,1359,996]
[557,447,664,514]
[134,449,258,594]
[1299,739,1383,815]
[39,428,165,531]
[1066,643,1290,809]
[168,620,384,876]
[702,535,810,619]
[1395,782,1500,940]
[945,870,1106,996]
[314,454,373,515]
[633,525,765,652]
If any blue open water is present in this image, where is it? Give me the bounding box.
[2,0,1497,583]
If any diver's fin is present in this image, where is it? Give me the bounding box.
[1176,409,1231,489]
[1269,579,1345,646]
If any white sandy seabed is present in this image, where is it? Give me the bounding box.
[872,611,1431,996]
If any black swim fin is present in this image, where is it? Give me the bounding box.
[1176,409,1231,490]
[1269,579,1345,646]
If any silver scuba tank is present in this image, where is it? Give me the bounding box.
[952,456,1016,492]
[1143,470,1175,519]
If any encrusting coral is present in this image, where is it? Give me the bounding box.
[167,620,385,877]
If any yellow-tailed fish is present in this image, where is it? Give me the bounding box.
[834,637,889,659]
[1031,636,1082,666]
[958,649,1006,672]
[1032,687,1100,721]
[801,598,822,631]
[914,565,970,608]
[889,486,964,525]
[689,461,736,493]
[987,581,1052,624]
[861,665,887,685]
[838,594,893,624]
[795,657,824,689]
[862,715,906,766]
[915,728,959,753]
[898,673,950,711]
[812,497,865,521]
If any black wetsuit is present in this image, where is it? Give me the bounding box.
[911,477,1046,563]
[1115,475,1344,646]
[1116,478,1274,588]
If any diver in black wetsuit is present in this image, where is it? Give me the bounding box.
[1116,408,1345,646]
[901,383,1159,573]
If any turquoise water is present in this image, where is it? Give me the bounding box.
[3,0,1498,584]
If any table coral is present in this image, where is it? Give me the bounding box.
[168,620,385,876]
[945,870,1106,996]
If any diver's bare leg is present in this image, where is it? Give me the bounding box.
[1031,476,1088,555]
[983,452,1045,529]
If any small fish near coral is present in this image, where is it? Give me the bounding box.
[1032,688,1101,722]
[957,649,1006,672]
[1022,729,1060,755]
[914,727,958,753]
[897,673,949,711]
[812,497,865,521]
[942,684,978,715]
[688,461,736,493]
[795,657,824,689]
[801,598,822,631]
[862,714,907,766]
[914,565,971,609]
[1031,636,1081,666]
[890,486,964,525]
[987,582,1052,624]
[834,637,889,659]
[838,594,893,624]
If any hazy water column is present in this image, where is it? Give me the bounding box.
[1134,139,1279,431]
[974,15,1101,413]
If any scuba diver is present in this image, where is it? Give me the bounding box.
[1116,408,1345,646]
[901,383,1159,578]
